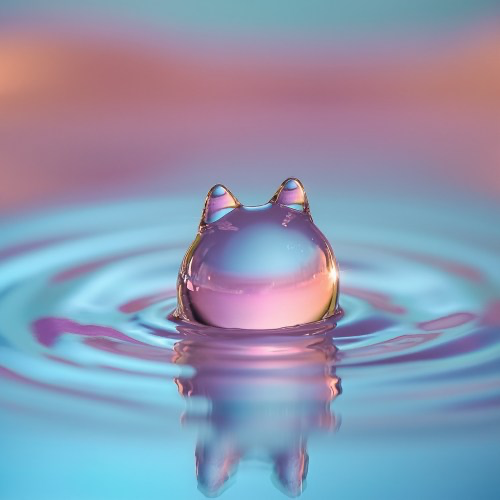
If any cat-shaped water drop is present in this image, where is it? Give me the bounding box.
[175,178,339,329]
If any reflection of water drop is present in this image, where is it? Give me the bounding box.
[175,178,339,329]
[173,333,341,497]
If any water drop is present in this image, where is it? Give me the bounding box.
[175,178,339,329]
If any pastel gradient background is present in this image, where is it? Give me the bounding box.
[0,1,499,212]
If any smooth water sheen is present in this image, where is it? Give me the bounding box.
[1,191,499,499]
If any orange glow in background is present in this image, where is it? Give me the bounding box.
[0,4,499,212]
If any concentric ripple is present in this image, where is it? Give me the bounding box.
[1,192,499,446]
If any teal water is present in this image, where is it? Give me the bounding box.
[1,191,499,499]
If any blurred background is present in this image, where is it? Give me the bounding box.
[1,0,499,213]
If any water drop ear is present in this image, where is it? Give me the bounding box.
[200,184,240,228]
[269,178,310,213]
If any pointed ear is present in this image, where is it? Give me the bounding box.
[269,178,310,213]
[200,184,240,228]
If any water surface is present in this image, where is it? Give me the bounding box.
[1,191,499,499]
